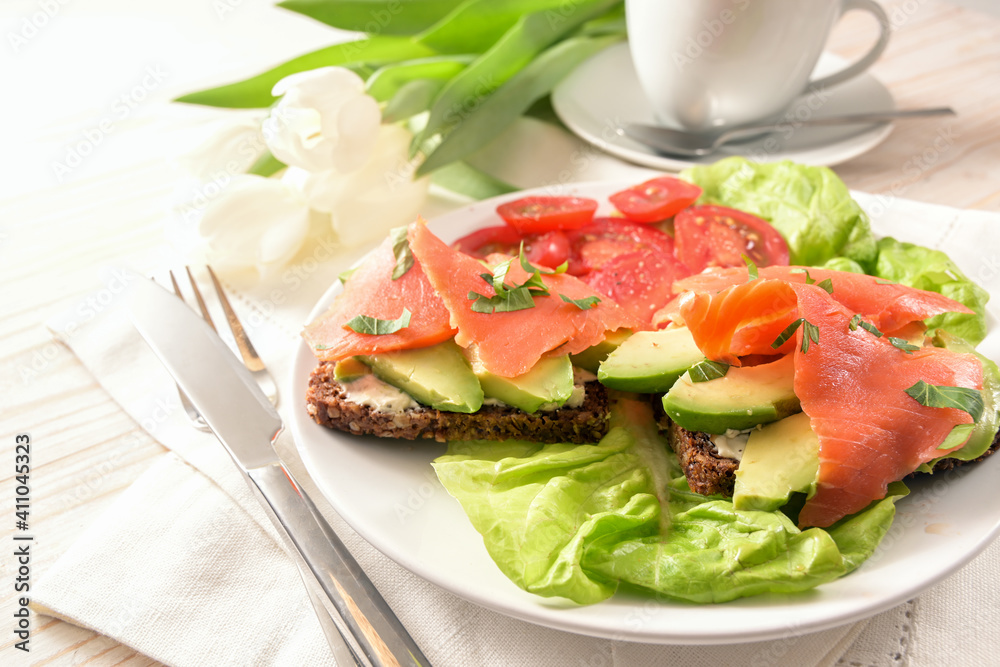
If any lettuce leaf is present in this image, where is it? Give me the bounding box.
[681,157,878,271]
[433,430,659,604]
[433,400,904,604]
[873,237,990,345]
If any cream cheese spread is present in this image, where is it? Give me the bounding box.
[341,374,419,413]
[710,428,752,462]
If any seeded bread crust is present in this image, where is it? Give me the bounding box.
[306,361,610,444]
[654,404,1000,497]
[663,419,739,497]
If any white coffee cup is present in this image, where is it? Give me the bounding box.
[625,0,891,133]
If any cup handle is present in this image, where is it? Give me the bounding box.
[804,0,890,93]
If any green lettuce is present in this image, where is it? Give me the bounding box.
[873,237,990,345]
[681,157,878,271]
[433,399,905,604]
[915,330,1000,469]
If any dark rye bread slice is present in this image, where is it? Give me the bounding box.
[306,361,610,444]
[654,403,1000,498]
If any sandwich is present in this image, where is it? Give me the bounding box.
[301,160,997,604]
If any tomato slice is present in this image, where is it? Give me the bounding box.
[524,230,571,270]
[452,226,571,271]
[584,249,689,329]
[497,196,598,234]
[567,217,675,274]
[674,205,790,273]
[609,176,702,223]
[452,225,521,258]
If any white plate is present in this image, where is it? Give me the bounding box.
[290,182,1000,645]
[551,43,895,170]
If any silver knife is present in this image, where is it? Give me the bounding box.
[127,277,430,667]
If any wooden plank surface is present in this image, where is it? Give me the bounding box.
[2,0,999,664]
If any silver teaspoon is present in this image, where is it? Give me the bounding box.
[622,107,956,157]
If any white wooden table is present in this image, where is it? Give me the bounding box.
[2,0,999,664]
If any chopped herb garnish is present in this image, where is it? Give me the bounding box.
[345,308,411,335]
[848,314,883,337]
[519,242,567,275]
[743,254,758,281]
[889,337,921,354]
[905,380,984,422]
[485,258,513,294]
[937,423,976,450]
[771,318,820,353]
[521,271,551,296]
[792,268,832,293]
[802,321,820,353]
[689,360,730,383]
[389,226,414,280]
[559,293,600,310]
[469,286,537,313]
[338,266,359,284]
[469,250,556,314]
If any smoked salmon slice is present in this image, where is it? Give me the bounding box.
[791,284,983,527]
[303,227,456,361]
[677,278,800,365]
[409,221,638,377]
[655,265,972,331]
[676,274,984,526]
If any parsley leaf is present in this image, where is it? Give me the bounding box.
[389,226,413,280]
[559,294,600,310]
[792,268,833,294]
[689,360,730,383]
[889,337,921,354]
[469,286,537,313]
[743,254,758,281]
[345,309,411,335]
[771,318,819,353]
[468,250,556,314]
[905,380,984,422]
[338,266,359,284]
[849,314,883,337]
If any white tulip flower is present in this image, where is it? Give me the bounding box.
[196,175,312,276]
[177,112,267,180]
[281,124,430,248]
[263,67,381,174]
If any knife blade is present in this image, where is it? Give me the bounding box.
[127,277,430,667]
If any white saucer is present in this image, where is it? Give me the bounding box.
[552,43,895,170]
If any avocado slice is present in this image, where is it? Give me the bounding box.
[358,340,484,413]
[465,346,574,413]
[598,327,704,393]
[662,353,799,434]
[733,413,820,511]
[570,329,632,373]
[333,357,371,382]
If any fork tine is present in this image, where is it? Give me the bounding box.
[204,265,279,407]
[185,266,217,331]
[205,265,265,373]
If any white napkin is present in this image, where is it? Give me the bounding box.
[33,192,1000,666]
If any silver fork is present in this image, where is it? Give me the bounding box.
[170,266,278,406]
[166,267,364,666]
